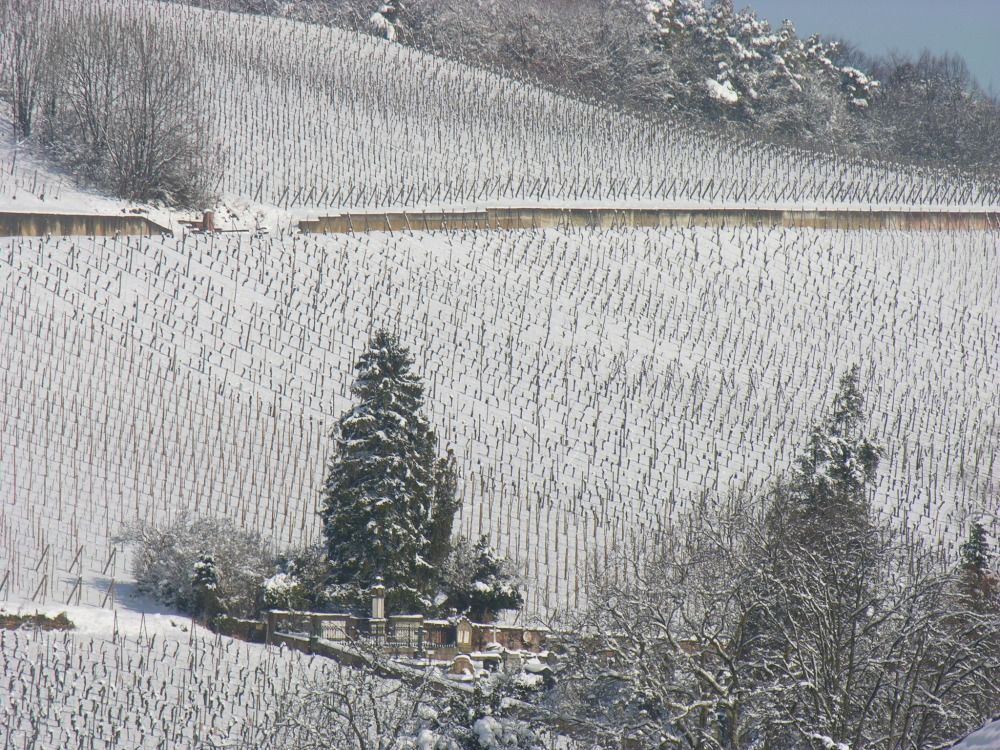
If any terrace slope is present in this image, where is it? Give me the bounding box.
[0,599,435,748]
[152,1,1000,212]
[2,226,997,617]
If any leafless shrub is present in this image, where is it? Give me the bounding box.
[558,488,1000,750]
[116,513,273,619]
[260,661,428,750]
[49,7,215,206]
[0,0,57,139]
[0,0,217,206]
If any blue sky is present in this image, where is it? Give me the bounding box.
[745,0,999,92]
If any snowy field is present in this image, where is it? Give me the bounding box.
[0,599,295,748]
[2,0,999,225]
[3,226,997,619]
[184,4,1000,213]
[0,596,501,749]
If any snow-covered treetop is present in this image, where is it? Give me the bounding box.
[634,0,879,111]
[790,364,883,517]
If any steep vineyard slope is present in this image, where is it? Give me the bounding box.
[168,2,1000,211]
[0,605,305,747]
[3,227,997,616]
[3,0,999,219]
[0,600,493,748]
[2,4,998,748]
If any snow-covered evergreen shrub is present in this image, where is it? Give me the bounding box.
[264,544,341,611]
[405,672,545,750]
[262,573,303,610]
[369,0,403,42]
[439,536,524,622]
[118,513,273,618]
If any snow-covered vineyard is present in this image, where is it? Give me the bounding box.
[5,0,1000,216]
[1,610,291,747]
[3,225,998,617]
[1,602,512,749]
[161,3,1000,212]
[2,2,1000,747]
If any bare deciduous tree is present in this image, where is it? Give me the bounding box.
[0,0,55,139]
[556,368,1000,749]
[558,490,1000,750]
[51,7,215,205]
[0,1,216,206]
[261,661,429,750]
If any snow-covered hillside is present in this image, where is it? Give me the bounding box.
[2,4,999,747]
[168,2,1000,212]
[0,596,488,748]
[3,226,997,618]
[4,0,999,224]
[0,600,296,747]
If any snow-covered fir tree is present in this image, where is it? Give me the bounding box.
[962,522,993,571]
[320,330,455,609]
[369,0,403,41]
[427,447,460,571]
[788,364,882,531]
[191,554,219,622]
[958,520,999,609]
[636,0,879,132]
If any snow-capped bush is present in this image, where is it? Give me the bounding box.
[117,513,273,618]
[262,572,301,610]
[439,536,523,622]
[471,715,538,749]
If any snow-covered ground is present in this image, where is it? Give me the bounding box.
[1,3,999,747]
[3,0,999,230]
[2,226,997,618]
[950,717,1000,750]
[0,108,178,230]
[0,596,393,748]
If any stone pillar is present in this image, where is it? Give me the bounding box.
[266,611,278,646]
[370,581,387,640]
[201,210,215,233]
[371,582,385,620]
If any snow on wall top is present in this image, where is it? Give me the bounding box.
[949,717,1000,749]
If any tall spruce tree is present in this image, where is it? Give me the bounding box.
[787,364,882,536]
[959,521,999,608]
[756,365,886,748]
[320,330,455,608]
[427,448,460,571]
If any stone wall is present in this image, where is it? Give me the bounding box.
[298,207,1000,234]
[0,212,170,237]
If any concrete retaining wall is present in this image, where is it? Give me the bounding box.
[0,212,170,237]
[298,207,1000,234]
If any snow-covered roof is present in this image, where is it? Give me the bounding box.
[950,717,1000,749]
